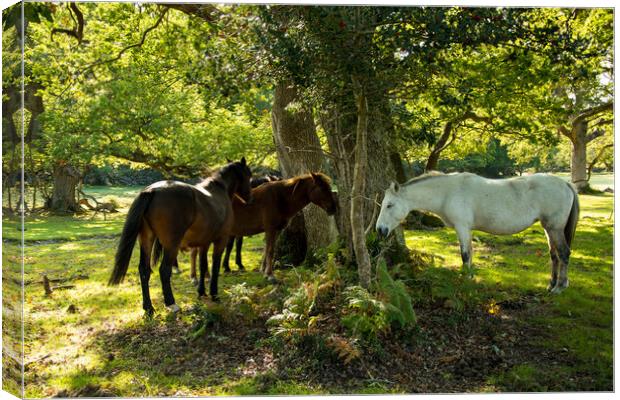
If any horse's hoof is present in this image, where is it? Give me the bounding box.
[238,265,245,272]
[173,267,181,274]
[191,278,198,287]
[144,308,155,318]
[211,295,220,303]
[166,304,181,313]
[266,275,278,284]
[549,283,568,294]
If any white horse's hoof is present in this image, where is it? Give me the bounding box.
[167,304,181,313]
[550,284,568,294]
[266,275,278,284]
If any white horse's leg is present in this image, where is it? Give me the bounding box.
[544,228,570,293]
[543,230,560,291]
[455,226,473,276]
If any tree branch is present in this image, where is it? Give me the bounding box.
[81,7,169,73]
[51,3,84,44]
[587,143,613,181]
[557,125,573,140]
[586,128,606,143]
[572,101,613,126]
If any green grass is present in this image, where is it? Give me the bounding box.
[2,186,142,242]
[2,184,613,396]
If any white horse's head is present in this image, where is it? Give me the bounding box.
[376,182,409,238]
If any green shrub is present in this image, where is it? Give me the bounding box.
[266,280,320,340]
[225,283,260,322]
[409,266,485,311]
[187,302,225,341]
[341,259,417,342]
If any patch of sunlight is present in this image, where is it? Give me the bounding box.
[111,371,137,391]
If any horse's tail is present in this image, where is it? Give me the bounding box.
[152,238,163,267]
[109,191,155,285]
[564,182,580,248]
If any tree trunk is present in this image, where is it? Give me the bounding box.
[351,84,372,289]
[390,152,408,183]
[49,165,80,213]
[271,82,337,263]
[426,120,454,172]
[570,121,589,192]
[322,93,408,264]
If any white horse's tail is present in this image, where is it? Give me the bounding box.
[564,182,580,248]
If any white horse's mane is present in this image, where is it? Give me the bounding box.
[403,170,446,187]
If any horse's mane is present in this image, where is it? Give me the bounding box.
[197,162,243,188]
[281,172,332,192]
[403,170,445,187]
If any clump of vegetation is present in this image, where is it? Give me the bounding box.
[187,302,226,341]
[266,255,342,341]
[409,266,486,312]
[341,259,416,341]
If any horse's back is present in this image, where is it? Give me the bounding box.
[142,180,231,247]
[451,173,574,234]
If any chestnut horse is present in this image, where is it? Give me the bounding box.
[188,172,337,283]
[109,158,252,314]
[223,174,281,273]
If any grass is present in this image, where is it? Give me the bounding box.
[1,184,613,396]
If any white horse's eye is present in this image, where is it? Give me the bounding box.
[387,204,393,209]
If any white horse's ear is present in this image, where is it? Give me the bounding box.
[390,182,400,192]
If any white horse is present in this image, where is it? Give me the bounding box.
[375,172,579,293]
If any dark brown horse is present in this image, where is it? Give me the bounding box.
[189,172,337,283]
[109,158,252,314]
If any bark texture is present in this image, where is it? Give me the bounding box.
[50,165,80,213]
[322,93,406,261]
[557,101,613,193]
[350,85,372,288]
[271,83,336,263]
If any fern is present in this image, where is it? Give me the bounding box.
[375,259,417,327]
[326,335,361,364]
[341,260,417,341]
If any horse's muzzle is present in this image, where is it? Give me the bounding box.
[376,226,389,238]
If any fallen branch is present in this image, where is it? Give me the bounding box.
[42,274,82,295]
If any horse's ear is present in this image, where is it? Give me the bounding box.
[389,182,399,192]
[310,172,318,181]
[240,157,246,165]
[226,158,232,163]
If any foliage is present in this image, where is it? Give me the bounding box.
[187,302,225,341]
[267,280,321,339]
[20,3,276,185]
[341,260,416,341]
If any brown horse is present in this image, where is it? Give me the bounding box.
[109,158,252,314]
[189,172,337,283]
[222,174,281,273]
